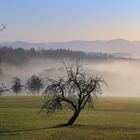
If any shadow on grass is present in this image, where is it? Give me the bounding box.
[0,123,70,134]
[1,123,140,135]
[51,123,140,131]
[0,127,50,134]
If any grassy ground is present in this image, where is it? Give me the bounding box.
[0,96,140,140]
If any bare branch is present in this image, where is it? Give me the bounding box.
[0,24,6,31]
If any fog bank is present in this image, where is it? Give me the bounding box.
[0,58,140,97]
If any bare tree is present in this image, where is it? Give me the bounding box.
[41,61,105,126]
[0,83,9,95]
[11,77,22,95]
[0,24,6,31]
[26,75,44,95]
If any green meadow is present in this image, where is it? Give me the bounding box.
[0,96,140,140]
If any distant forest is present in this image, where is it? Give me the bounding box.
[0,47,123,66]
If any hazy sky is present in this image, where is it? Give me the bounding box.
[1,0,140,42]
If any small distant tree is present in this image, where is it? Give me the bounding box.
[41,61,105,126]
[11,77,22,95]
[26,75,44,95]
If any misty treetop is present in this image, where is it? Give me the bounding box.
[26,75,44,95]
[11,77,23,96]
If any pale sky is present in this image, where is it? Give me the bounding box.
[0,0,140,42]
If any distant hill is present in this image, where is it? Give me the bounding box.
[1,39,140,58]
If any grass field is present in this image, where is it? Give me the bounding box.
[0,96,140,140]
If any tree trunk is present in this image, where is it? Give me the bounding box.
[66,111,80,126]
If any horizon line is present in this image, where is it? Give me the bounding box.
[1,38,140,44]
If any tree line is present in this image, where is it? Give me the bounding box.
[0,47,115,66]
[0,75,43,96]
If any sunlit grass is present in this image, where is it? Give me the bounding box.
[0,96,140,140]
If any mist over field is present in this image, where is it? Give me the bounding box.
[0,58,140,97]
[87,60,140,97]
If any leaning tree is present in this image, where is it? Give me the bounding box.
[41,61,105,126]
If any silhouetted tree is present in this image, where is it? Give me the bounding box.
[11,77,22,95]
[26,75,43,95]
[41,61,105,126]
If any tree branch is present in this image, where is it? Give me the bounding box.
[0,24,6,31]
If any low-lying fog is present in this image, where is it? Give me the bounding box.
[0,58,140,97]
